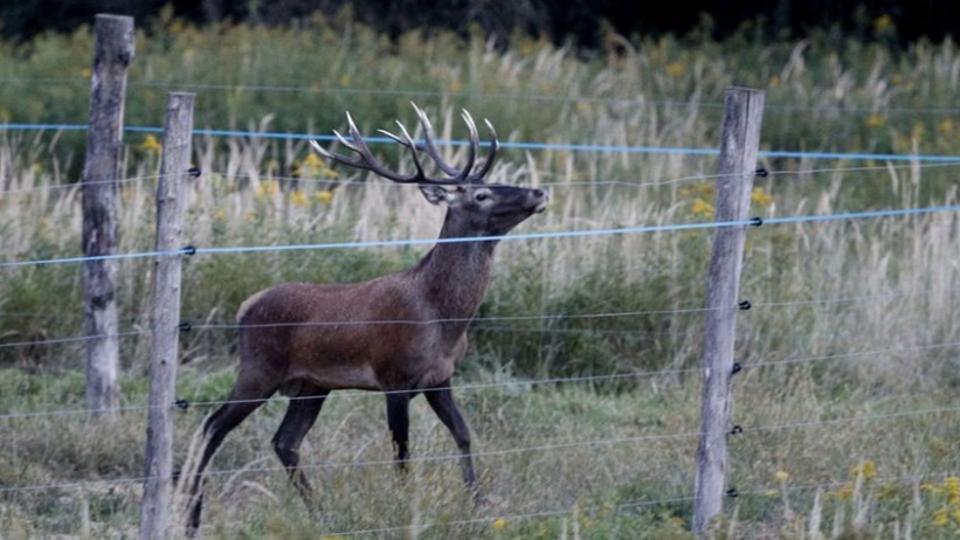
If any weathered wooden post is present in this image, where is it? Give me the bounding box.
[82,14,134,415]
[692,87,765,535]
[139,92,195,540]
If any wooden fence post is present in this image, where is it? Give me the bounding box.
[82,14,134,415]
[692,87,765,535]
[139,92,195,540]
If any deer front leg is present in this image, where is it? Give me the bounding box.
[424,383,476,491]
[385,392,413,471]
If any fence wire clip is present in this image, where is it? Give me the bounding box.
[177,321,192,332]
[181,245,197,256]
[749,216,763,227]
[755,167,769,178]
[731,362,743,375]
[738,300,751,311]
[726,488,739,498]
[174,399,190,410]
[187,167,202,178]
[729,425,743,435]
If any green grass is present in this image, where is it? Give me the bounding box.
[2,14,960,538]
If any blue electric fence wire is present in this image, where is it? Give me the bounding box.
[6,123,960,162]
[1,204,958,270]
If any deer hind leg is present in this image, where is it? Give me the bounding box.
[424,383,476,491]
[385,391,416,471]
[272,383,327,506]
[186,375,277,535]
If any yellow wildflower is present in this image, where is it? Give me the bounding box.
[774,470,790,482]
[339,73,351,87]
[851,460,877,479]
[933,507,949,527]
[877,483,898,499]
[255,180,280,199]
[769,75,781,88]
[947,476,960,504]
[691,197,714,217]
[865,114,887,129]
[751,187,774,207]
[492,518,507,530]
[665,61,686,78]
[81,67,92,78]
[833,483,853,501]
[140,134,163,153]
[939,119,954,135]
[874,14,894,34]
[303,152,339,179]
[290,190,309,208]
[303,152,324,170]
[315,190,334,204]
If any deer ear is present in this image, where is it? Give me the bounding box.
[419,185,452,205]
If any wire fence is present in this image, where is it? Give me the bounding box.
[1,202,958,270]
[6,122,960,162]
[315,470,959,538]
[2,404,956,495]
[3,80,960,536]
[5,160,960,198]
[1,337,957,422]
[4,75,960,116]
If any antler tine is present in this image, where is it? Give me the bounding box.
[309,134,366,170]
[456,109,479,183]
[332,129,361,152]
[393,120,428,180]
[410,102,461,177]
[376,127,407,147]
[470,118,499,181]
[314,112,413,182]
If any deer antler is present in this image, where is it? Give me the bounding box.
[310,102,499,185]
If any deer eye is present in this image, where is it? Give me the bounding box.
[475,192,489,202]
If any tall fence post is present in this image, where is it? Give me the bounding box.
[82,14,135,415]
[693,87,765,535]
[139,92,195,540]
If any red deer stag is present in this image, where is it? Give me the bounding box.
[186,103,549,531]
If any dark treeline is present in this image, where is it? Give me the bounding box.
[2,0,958,46]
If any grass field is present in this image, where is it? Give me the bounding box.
[2,13,960,538]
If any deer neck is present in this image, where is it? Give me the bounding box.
[415,212,497,327]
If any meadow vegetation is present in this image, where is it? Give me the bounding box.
[1,13,960,538]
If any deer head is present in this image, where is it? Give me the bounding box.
[309,102,548,237]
